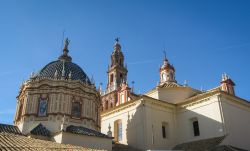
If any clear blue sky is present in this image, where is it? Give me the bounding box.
[0,0,249,124]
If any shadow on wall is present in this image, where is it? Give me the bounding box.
[126,104,146,150]
[125,102,227,150]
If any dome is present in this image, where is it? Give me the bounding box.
[31,38,91,85]
[36,60,91,84]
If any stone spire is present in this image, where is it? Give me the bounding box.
[58,38,72,62]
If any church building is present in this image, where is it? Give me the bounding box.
[0,37,249,151]
[100,39,250,151]
[11,38,112,151]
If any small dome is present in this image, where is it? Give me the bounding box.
[36,60,91,84]
[161,59,175,71]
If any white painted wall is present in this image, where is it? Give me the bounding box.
[144,101,176,150]
[220,96,250,150]
[176,95,225,144]
[101,101,146,150]
[146,87,199,104]
[53,132,112,151]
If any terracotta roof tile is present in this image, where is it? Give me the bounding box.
[0,124,104,150]
[0,124,21,135]
[0,132,104,150]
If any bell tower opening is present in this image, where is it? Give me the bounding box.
[110,74,114,83]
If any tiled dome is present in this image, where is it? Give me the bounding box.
[36,60,91,84]
[31,38,91,84]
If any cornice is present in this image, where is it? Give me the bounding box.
[177,89,250,109]
[219,92,250,107]
[178,88,220,104]
[17,78,100,100]
[101,99,140,117]
[141,95,175,108]
[101,95,176,117]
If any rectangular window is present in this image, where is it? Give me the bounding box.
[38,99,48,117]
[121,94,125,104]
[118,122,122,141]
[162,125,166,138]
[71,102,81,118]
[193,120,200,136]
[162,122,168,139]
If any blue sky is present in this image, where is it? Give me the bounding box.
[0,0,249,124]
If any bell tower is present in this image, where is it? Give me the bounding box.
[101,38,134,112]
[159,51,176,84]
[107,38,128,91]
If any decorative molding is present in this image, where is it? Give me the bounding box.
[179,97,211,109]
[101,100,139,117]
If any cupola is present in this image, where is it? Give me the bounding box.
[159,51,176,84]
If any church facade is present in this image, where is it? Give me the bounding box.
[100,40,250,150]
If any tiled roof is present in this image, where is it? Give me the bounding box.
[0,124,22,135]
[0,132,102,151]
[130,92,140,101]
[66,125,111,138]
[172,136,225,151]
[158,82,181,88]
[30,123,50,137]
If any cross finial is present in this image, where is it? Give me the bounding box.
[163,50,167,61]
[115,37,120,43]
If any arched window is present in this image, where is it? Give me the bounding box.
[114,119,122,142]
[71,102,81,118]
[121,94,125,104]
[38,98,48,117]
[105,101,109,110]
[110,74,114,83]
